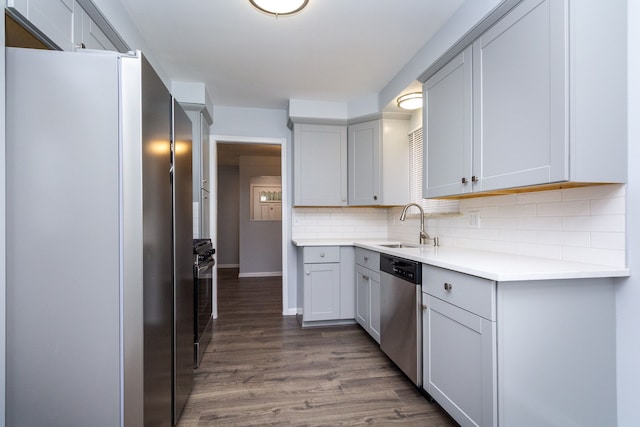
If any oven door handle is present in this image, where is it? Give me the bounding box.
[197,258,216,277]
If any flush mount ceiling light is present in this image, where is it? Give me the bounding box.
[249,0,309,17]
[397,92,423,110]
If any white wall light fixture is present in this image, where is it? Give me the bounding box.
[397,92,423,110]
[249,0,309,17]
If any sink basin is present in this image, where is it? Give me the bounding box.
[377,243,420,249]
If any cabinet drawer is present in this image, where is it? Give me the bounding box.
[355,248,380,271]
[423,265,496,321]
[303,246,340,263]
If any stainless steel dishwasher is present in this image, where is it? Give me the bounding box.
[380,254,422,386]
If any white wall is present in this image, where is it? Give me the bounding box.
[238,157,282,276]
[616,2,640,425]
[217,165,240,266]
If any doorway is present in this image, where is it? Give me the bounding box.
[209,136,288,318]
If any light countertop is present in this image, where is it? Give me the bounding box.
[292,239,630,282]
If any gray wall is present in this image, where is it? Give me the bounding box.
[217,165,240,267]
[210,106,296,312]
[238,156,282,276]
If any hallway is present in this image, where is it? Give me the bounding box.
[177,269,456,426]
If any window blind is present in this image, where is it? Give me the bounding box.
[408,128,459,214]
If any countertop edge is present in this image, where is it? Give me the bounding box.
[293,239,630,282]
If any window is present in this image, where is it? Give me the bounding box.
[408,127,459,214]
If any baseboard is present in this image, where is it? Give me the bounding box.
[283,308,298,316]
[218,264,239,269]
[237,271,283,278]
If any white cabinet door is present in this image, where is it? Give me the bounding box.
[472,0,567,191]
[9,0,75,51]
[424,46,473,198]
[294,124,347,206]
[355,265,370,330]
[303,263,341,321]
[369,275,381,344]
[348,120,380,205]
[423,294,497,427]
[73,2,116,51]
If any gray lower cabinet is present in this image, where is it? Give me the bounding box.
[355,248,381,343]
[422,267,497,427]
[298,246,355,326]
[422,264,617,427]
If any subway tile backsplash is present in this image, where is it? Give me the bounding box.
[292,207,388,240]
[291,184,626,268]
[389,184,626,267]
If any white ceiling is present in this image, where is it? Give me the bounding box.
[118,0,465,110]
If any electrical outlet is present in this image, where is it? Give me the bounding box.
[469,211,480,228]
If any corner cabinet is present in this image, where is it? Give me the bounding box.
[347,119,409,206]
[293,124,347,206]
[423,0,627,198]
[422,264,617,427]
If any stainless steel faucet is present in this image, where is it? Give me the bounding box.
[399,203,437,246]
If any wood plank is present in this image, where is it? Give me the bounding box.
[177,268,456,426]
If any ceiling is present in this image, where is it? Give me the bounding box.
[118,0,465,110]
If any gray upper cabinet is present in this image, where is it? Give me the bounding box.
[8,0,123,52]
[348,119,410,206]
[73,1,117,51]
[293,123,347,206]
[472,0,566,192]
[424,0,627,198]
[183,105,212,238]
[424,47,473,198]
[8,0,75,51]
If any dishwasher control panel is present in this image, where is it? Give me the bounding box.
[380,254,421,284]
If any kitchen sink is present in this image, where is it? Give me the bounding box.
[377,243,420,249]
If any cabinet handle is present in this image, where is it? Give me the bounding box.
[306,270,310,275]
[203,194,208,199]
[421,304,428,311]
[471,176,478,183]
[461,177,468,184]
[364,256,369,262]
[202,178,208,184]
[320,253,325,257]
[444,282,453,291]
[362,274,369,280]
[373,195,378,201]
[76,43,86,49]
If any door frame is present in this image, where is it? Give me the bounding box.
[209,135,288,318]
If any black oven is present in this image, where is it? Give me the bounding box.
[193,239,215,368]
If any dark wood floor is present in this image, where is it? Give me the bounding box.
[177,268,457,426]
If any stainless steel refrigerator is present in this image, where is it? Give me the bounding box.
[6,47,194,426]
